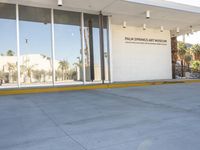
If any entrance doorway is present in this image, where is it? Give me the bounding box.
[83,14,109,83]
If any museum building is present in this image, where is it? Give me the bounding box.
[0,0,200,88]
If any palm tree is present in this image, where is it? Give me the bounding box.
[32,69,47,82]
[191,44,200,61]
[84,28,90,65]
[21,65,36,83]
[58,60,69,81]
[178,42,187,59]
[6,50,15,56]
[178,42,187,77]
[7,63,17,83]
[0,70,3,78]
[0,70,4,85]
[21,58,37,83]
[184,54,192,71]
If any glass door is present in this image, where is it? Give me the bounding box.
[83,14,108,83]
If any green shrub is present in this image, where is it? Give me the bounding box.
[191,61,200,72]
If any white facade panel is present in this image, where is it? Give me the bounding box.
[111,24,172,82]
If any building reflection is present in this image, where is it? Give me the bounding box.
[0,3,109,87]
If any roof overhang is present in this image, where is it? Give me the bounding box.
[103,0,200,37]
[1,0,200,36]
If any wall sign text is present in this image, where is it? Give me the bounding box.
[125,37,167,45]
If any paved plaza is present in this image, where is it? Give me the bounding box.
[1,83,200,150]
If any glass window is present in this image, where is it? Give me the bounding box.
[19,5,52,86]
[54,10,82,85]
[84,14,109,82]
[0,3,17,87]
[84,14,101,82]
[103,16,109,81]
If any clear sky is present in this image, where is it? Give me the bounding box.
[0,19,17,54]
[177,31,200,44]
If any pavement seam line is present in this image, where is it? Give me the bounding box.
[30,99,88,150]
[92,90,200,117]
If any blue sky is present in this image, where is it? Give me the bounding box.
[0,19,17,54]
[0,18,101,66]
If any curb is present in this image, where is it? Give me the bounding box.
[0,80,200,96]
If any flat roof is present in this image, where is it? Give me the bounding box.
[1,0,200,36]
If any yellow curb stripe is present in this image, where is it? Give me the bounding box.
[0,80,200,96]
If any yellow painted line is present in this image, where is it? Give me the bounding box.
[0,80,200,96]
[0,85,108,96]
[183,79,200,83]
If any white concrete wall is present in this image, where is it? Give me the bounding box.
[111,24,172,82]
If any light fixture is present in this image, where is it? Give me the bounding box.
[123,21,127,28]
[146,10,150,19]
[58,0,63,6]
[143,24,146,30]
[160,26,164,32]
[176,27,180,33]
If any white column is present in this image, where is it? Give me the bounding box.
[51,9,56,86]
[107,16,113,83]
[81,12,86,84]
[16,4,21,88]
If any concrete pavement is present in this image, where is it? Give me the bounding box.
[0,83,200,150]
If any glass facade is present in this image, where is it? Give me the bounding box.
[0,3,17,88]
[0,2,110,88]
[54,10,82,84]
[103,17,109,81]
[84,14,101,82]
[84,14,109,82]
[19,6,52,86]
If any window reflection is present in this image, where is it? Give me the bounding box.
[0,3,17,87]
[84,14,101,82]
[0,3,110,88]
[103,17,109,81]
[84,14,109,82]
[54,10,82,84]
[19,6,52,86]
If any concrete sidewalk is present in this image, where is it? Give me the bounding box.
[0,83,200,150]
